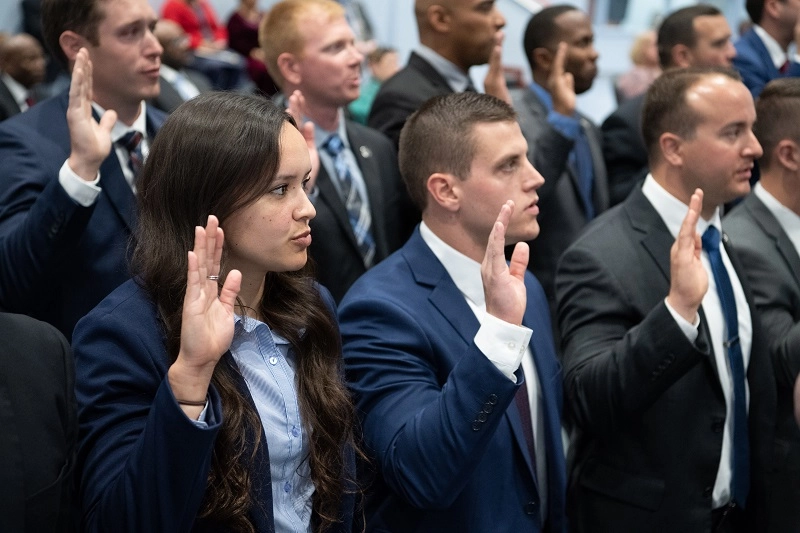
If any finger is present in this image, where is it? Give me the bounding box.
[211,226,224,276]
[84,51,93,104]
[677,189,703,249]
[302,121,315,148]
[553,42,567,75]
[484,201,513,272]
[194,224,208,281]
[98,109,117,133]
[68,50,86,113]
[508,241,529,280]
[204,215,219,279]
[184,250,200,305]
[288,90,304,124]
[219,269,242,311]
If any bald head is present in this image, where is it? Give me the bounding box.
[413,0,505,71]
[0,33,45,88]
[154,20,191,69]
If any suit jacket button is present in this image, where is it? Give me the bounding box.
[487,394,498,405]
[524,501,538,515]
[472,421,481,431]
[703,486,713,499]
[477,412,487,422]
[483,403,493,413]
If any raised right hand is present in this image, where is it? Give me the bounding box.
[666,189,708,323]
[168,216,242,416]
[548,42,576,117]
[66,48,116,181]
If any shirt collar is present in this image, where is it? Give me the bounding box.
[753,25,788,68]
[91,100,148,143]
[414,45,474,92]
[754,181,800,234]
[159,64,179,83]
[529,80,554,112]
[234,314,290,345]
[419,221,485,307]
[641,173,721,239]
[1,72,28,107]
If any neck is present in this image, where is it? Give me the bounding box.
[531,71,551,92]
[421,37,470,73]
[761,19,793,50]
[653,167,716,220]
[761,169,800,216]
[95,94,142,126]
[233,269,266,321]
[300,97,340,131]
[423,212,486,263]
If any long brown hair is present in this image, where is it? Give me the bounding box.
[131,92,356,531]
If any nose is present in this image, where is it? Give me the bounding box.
[725,41,736,63]
[745,129,763,159]
[349,42,364,65]
[145,27,164,58]
[493,6,506,29]
[297,188,317,221]
[525,159,545,190]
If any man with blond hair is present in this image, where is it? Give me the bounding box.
[260,0,409,302]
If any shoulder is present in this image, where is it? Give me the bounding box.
[0,311,69,354]
[346,120,394,151]
[74,279,161,340]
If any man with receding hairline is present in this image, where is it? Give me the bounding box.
[557,67,775,531]
[367,0,508,147]
[340,92,567,532]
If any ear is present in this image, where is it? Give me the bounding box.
[277,52,302,86]
[531,47,553,72]
[426,172,461,212]
[776,139,800,172]
[59,30,87,65]
[427,5,452,33]
[670,44,692,69]
[660,132,684,167]
[764,0,783,19]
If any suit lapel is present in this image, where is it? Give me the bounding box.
[746,195,800,289]
[749,30,780,78]
[408,52,453,94]
[316,164,362,256]
[581,115,609,212]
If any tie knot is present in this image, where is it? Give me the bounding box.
[702,225,721,254]
[118,131,143,152]
[323,134,344,157]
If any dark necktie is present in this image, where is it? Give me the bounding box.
[702,226,749,507]
[570,121,596,220]
[322,134,376,267]
[117,131,144,180]
[24,95,35,108]
[780,60,790,75]
[514,368,538,478]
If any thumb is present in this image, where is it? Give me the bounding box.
[98,109,118,134]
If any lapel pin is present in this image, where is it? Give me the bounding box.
[359,146,372,158]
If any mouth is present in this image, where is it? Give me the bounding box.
[291,230,312,247]
[143,66,161,79]
[525,198,540,215]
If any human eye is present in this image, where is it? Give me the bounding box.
[271,184,288,196]
[301,176,312,192]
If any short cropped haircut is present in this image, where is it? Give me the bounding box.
[642,66,741,163]
[746,0,765,25]
[398,92,517,212]
[657,4,722,69]
[754,78,800,170]
[522,4,578,70]
[259,0,345,90]
[42,0,105,70]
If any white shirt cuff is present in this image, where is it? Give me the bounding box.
[474,313,532,382]
[190,401,210,428]
[58,160,101,207]
[664,297,699,343]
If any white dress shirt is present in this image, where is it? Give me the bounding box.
[419,221,548,523]
[1,72,31,111]
[642,175,752,509]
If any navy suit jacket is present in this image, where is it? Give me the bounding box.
[0,90,165,339]
[73,279,355,532]
[339,228,567,532]
[733,28,800,98]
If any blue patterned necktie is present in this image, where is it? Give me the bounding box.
[702,225,750,507]
[322,134,376,268]
[117,131,144,180]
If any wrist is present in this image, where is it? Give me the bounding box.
[67,155,101,182]
[168,359,214,403]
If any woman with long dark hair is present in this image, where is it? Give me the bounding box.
[73,92,357,532]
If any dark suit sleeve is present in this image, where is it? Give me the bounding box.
[0,125,95,315]
[74,305,223,533]
[339,295,519,509]
[556,243,709,434]
[601,108,648,206]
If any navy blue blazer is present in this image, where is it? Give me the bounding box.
[733,28,800,98]
[339,228,567,532]
[0,90,165,339]
[73,279,355,532]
